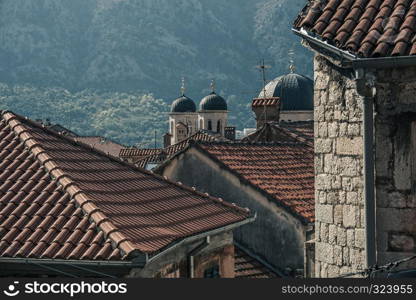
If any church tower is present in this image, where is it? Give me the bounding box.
[168,78,198,146]
[198,80,228,136]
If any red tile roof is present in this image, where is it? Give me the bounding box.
[120,131,224,168]
[0,111,251,261]
[294,0,416,58]
[243,122,314,146]
[234,247,280,278]
[72,136,125,158]
[194,141,315,223]
[252,98,280,107]
[119,148,161,160]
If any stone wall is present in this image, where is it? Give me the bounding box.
[374,66,416,268]
[314,55,366,277]
[314,55,416,277]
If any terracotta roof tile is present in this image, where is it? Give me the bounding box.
[120,131,226,169]
[72,136,125,158]
[195,137,314,223]
[294,0,416,58]
[0,111,251,261]
[234,246,279,278]
[243,122,314,146]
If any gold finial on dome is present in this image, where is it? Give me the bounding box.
[180,77,186,95]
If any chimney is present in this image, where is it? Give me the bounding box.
[163,132,172,148]
[224,126,236,141]
[251,97,281,129]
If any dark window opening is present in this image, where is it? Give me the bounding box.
[208,120,212,131]
[204,265,220,278]
[217,120,221,133]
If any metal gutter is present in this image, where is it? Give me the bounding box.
[362,95,377,268]
[292,28,357,61]
[352,70,378,269]
[293,28,416,69]
[352,56,416,69]
[0,257,144,268]
[0,257,145,278]
[147,214,257,263]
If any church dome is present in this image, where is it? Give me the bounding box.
[199,92,228,111]
[171,95,196,113]
[258,73,313,111]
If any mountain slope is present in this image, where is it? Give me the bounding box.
[0,0,313,146]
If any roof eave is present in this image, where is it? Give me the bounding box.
[293,28,416,70]
[292,28,356,62]
[0,257,145,278]
[147,213,257,263]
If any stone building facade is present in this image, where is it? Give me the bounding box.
[373,66,416,268]
[314,55,366,277]
[313,54,416,278]
[294,0,416,278]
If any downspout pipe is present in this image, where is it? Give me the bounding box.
[188,236,211,278]
[355,69,377,268]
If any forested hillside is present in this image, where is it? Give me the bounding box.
[0,0,312,147]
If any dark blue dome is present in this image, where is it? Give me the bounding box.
[199,92,227,111]
[171,95,196,113]
[258,73,313,111]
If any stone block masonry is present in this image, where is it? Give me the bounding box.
[373,66,416,267]
[314,55,365,277]
[314,55,416,277]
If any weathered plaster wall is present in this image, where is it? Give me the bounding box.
[158,147,307,272]
[314,55,366,278]
[374,67,416,269]
[129,231,234,278]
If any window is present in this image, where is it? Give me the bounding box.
[208,120,212,131]
[203,265,220,278]
[217,120,221,133]
[200,119,203,129]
